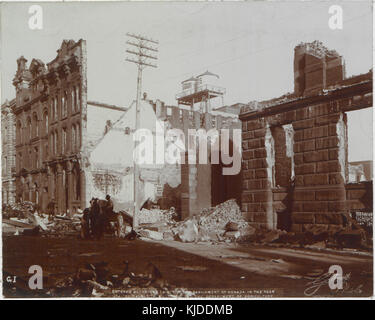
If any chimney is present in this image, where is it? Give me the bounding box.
[155,99,166,120]
[294,41,345,96]
[13,56,32,105]
[16,56,28,74]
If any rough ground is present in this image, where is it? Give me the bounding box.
[2,235,373,298]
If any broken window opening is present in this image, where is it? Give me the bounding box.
[270,124,295,232]
[346,108,372,183]
[271,125,294,188]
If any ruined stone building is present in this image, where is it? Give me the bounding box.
[240,41,372,231]
[12,40,87,213]
[87,96,242,219]
[8,39,241,217]
[10,39,129,214]
[10,37,368,227]
[1,99,17,205]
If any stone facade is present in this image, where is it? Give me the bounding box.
[12,39,87,214]
[6,39,372,223]
[240,41,373,231]
[1,99,17,205]
[10,39,131,215]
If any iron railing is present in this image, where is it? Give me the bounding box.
[176,84,226,100]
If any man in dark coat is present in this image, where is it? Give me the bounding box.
[81,208,91,239]
[90,198,102,239]
[47,199,56,220]
[105,195,114,215]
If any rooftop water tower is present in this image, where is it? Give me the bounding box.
[176,71,226,113]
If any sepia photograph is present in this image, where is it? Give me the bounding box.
[0,0,373,300]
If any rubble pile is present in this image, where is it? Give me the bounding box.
[2,200,83,237]
[2,201,36,220]
[47,260,194,298]
[43,216,82,237]
[138,199,255,243]
[3,200,370,251]
[194,199,249,233]
[254,221,371,251]
[3,206,50,236]
[137,199,371,251]
[171,199,256,243]
[138,207,176,224]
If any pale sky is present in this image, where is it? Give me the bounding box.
[1,1,373,161]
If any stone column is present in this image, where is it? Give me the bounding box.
[180,152,190,220]
[291,107,348,232]
[47,165,53,204]
[66,160,73,217]
[56,162,64,214]
[195,112,212,211]
[80,166,86,211]
[188,164,198,216]
[240,117,273,229]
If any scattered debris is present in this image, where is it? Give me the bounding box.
[46,260,194,297]
[139,199,253,244]
[138,207,176,224]
[139,229,164,241]
[163,231,175,241]
[44,216,81,236]
[271,258,285,264]
[225,221,239,232]
[3,199,370,253]
[55,215,72,221]
[280,274,303,280]
[194,199,249,234]
[336,229,367,249]
[306,241,326,249]
[3,218,33,229]
[177,266,208,272]
[224,231,241,240]
[27,212,48,231]
[135,199,371,252]
[2,201,36,220]
[261,230,286,243]
[78,252,101,257]
[124,229,139,240]
[175,220,199,243]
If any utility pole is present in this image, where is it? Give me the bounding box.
[126,33,158,230]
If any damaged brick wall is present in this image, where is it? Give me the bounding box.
[346,181,372,213]
[162,104,241,219]
[294,40,345,96]
[240,41,372,231]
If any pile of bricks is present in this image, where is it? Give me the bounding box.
[196,199,249,234]
[138,208,175,225]
[2,201,36,219]
[169,199,252,243]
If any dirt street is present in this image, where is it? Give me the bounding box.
[2,235,373,298]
